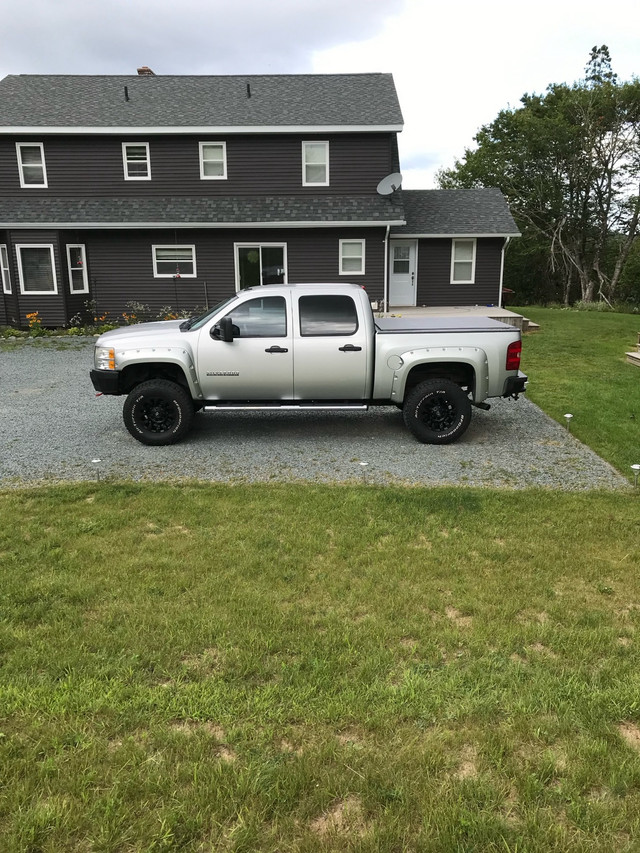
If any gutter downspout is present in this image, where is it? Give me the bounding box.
[383,225,390,314]
[498,236,511,307]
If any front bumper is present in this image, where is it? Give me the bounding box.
[90,369,122,395]
[502,371,528,398]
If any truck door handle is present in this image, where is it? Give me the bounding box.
[264,345,289,354]
[338,344,362,352]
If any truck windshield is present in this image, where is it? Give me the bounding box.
[181,296,239,331]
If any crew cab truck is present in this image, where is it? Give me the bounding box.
[90,283,527,446]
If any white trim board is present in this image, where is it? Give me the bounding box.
[1,124,404,135]
[390,232,520,239]
[0,219,407,230]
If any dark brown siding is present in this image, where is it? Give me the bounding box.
[7,231,67,327]
[0,133,397,199]
[72,226,386,322]
[416,238,504,307]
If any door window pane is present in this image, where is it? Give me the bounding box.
[224,296,287,337]
[237,245,285,289]
[393,245,410,274]
[299,295,358,336]
[238,247,261,289]
[261,247,286,284]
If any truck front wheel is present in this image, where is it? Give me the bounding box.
[403,379,471,444]
[123,379,194,445]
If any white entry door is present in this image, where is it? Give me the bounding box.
[389,240,417,306]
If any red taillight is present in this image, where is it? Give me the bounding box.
[506,340,522,372]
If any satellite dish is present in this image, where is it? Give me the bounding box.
[376,172,403,195]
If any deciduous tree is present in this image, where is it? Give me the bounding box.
[438,47,640,304]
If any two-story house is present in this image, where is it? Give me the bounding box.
[0,69,519,328]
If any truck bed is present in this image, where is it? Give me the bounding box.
[375,316,516,334]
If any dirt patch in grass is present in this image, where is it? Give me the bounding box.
[454,744,479,780]
[445,607,473,628]
[309,795,369,838]
[618,722,640,752]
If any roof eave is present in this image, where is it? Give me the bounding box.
[0,219,407,229]
[389,231,521,238]
[0,124,404,135]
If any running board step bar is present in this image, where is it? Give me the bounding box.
[203,404,369,412]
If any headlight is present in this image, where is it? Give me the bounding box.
[95,346,116,370]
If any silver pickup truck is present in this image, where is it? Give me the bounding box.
[90,283,527,446]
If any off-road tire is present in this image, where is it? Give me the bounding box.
[403,379,472,444]
[123,379,194,446]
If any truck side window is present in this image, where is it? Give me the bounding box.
[224,296,287,337]
[299,295,358,336]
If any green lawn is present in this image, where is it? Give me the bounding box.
[514,307,640,477]
[2,482,640,852]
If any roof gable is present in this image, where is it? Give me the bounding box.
[0,73,404,132]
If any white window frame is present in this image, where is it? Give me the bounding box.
[1,245,11,294]
[152,245,197,278]
[339,239,365,276]
[302,141,329,187]
[450,238,477,284]
[122,142,151,180]
[16,142,48,188]
[66,244,89,294]
[199,142,227,180]
[16,244,58,295]
[234,243,288,292]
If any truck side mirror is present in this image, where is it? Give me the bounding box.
[212,316,234,342]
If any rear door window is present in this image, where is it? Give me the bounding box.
[299,295,358,336]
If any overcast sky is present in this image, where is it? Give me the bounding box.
[2,0,639,188]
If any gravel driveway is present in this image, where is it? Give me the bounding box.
[0,336,629,490]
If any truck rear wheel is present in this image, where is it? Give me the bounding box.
[403,379,471,444]
[123,379,194,445]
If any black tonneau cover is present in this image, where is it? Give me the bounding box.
[375,316,516,334]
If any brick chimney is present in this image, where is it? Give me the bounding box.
[137,66,155,76]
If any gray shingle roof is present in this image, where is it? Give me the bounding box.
[0,195,405,226]
[0,74,403,130]
[392,189,520,236]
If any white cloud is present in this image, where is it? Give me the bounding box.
[312,0,640,187]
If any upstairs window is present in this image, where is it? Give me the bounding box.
[1,245,11,294]
[451,239,476,283]
[302,141,329,186]
[122,142,151,180]
[152,245,197,278]
[339,239,365,275]
[199,142,227,179]
[16,143,48,187]
[66,244,89,294]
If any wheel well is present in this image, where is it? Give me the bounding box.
[404,362,475,396]
[120,362,191,395]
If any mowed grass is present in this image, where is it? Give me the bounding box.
[514,307,640,477]
[1,482,640,851]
